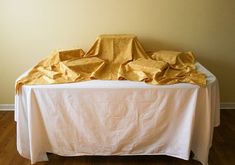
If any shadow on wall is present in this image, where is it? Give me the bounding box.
[139,36,186,52]
[199,55,235,101]
[198,54,233,79]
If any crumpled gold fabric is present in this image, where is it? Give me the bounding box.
[16,34,206,92]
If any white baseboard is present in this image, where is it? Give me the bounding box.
[220,102,235,109]
[0,102,235,111]
[0,104,15,111]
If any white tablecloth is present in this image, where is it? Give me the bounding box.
[15,63,220,165]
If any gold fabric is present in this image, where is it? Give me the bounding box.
[16,34,206,92]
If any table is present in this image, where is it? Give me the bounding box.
[15,63,220,165]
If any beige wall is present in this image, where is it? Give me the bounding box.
[1,0,235,104]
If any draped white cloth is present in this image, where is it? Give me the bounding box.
[15,63,220,165]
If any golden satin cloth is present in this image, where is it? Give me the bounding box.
[16,34,206,92]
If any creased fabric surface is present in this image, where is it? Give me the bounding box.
[15,63,220,165]
[16,34,206,92]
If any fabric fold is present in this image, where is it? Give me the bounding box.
[16,34,206,92]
